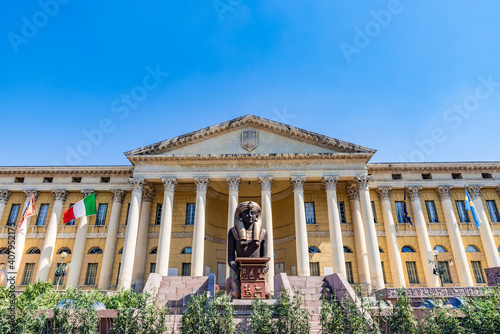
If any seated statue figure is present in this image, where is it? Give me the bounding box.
[227,201,269,299]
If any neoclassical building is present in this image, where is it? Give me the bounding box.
[1,115,499,292]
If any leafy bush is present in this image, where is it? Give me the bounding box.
[460,290,500,333]
[250,297,273,334]
[320,297,344,334]
[388,288,418,334]
[273,289,310,334]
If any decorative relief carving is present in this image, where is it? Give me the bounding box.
[467,185,483,199]
[485,267,500,286]
[226,177,241,192]
[129,178,146,192]
[406,186,422,201]
[81,189,96,198]
[142,187,156,203]
[162,177,178,193]
[52,189,69,202]
[111,189,126,203]
[0,189,11,204]
[376,187,392,200]
[290,176,306,191]
[241,129,258,152]
[322,176,339,191]
[354,175,372,190]
[258,176,273,192]
[346,183,359,201]
[435,186,453,200]
[24,189,40,201]
[194,177,210,192]
[380,287,491,300]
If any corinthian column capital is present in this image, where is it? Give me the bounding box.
[194,177,210,192]
[258,176,273,192]
[142,186,156,203]
[0,189,11,204]
[290,176,306,191]
[52,189,69,202]
[129,178,146,192]
[406,186,423,201]
[346,183,359,201]
[435,186,453,200]
[467,185,483,199]
[162,177,178,193]
[227,177,241,192]
[354,175,372,190]
[376,187,392,200]
[24,189,40,201]
[111,189,126,203]
[81,189,96,198]
[322,176,339,191]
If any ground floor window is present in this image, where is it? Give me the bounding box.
[85,263,98,285]
[182,263,191,276]
[406,261,419,284]
[21,263,35,285]
[471,261,485,283]
[438,261,452,284]
[150,263,156,273]
[309,262,320,276]
[345,262,354,284]
[53,263,64,285]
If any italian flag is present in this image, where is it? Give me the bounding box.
[63,193,97,224]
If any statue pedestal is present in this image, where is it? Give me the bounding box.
[236,257,270,299]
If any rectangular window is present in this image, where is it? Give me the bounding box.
[85,263,98,285]
[482,173,492,179]
[185,204,196,226]
[116,263,121,286]
[456,200,470,223]
[100,177,110,183]
[155,203,163,225]
[95,204,108,225]
[395,201,405,223]
[150,263,156,274]
[471,261,485,283]
[345,262,354,284]
[381,262,387,284]
[7,204,20,226]
[392,174,402,180]
[486,200,500,223]
[439,261,452,284]
[72,177,82,183]
[66,204,76,226]
[406,261,419,284]
[425,201,439,223]
[21,263,35,285]
[338,202,347,224]
[14,177,24,183]
[305,202,316,224]
[124,203,130,225]
[452,173,462,179]
[421,173,432,180]
[53,263,64,285]
[43,177,53,183]
[36,204,50,226]
[181,263,191,276]
[371,201,377,223]
[309,262,320,276]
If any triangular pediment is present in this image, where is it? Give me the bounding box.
[124,115,375,161]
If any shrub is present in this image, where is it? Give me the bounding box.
[273,289,310,334]
[460,290,500,333]
[320,297,344,334]
[388,288,418,334]
[250,297,273,334]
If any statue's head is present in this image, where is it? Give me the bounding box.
[235,201,261,225]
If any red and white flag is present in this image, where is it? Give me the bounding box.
[16,194,37,233]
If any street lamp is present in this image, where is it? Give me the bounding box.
[429,249,453,287]
[54,252,70,290]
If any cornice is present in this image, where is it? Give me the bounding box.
[0,166,133,176]
[368,162,500,173]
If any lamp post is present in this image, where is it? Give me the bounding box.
[429,249,453,287]
[54,252,70,290]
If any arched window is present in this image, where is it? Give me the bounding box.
[27,247,41,254]
[466,245,480,252]
[181,247,192,254]
[88,247,103,254]
[401,246,416,253]
[57,247,71,255]
[343,246,353,253]
[433,245,447,253]
[308,246,320,253]
[0,248,8,254]
[118,248,123,254]
[149,247,158,255]
[379,247,384,253]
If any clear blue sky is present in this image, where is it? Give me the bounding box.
[1,1,499,166]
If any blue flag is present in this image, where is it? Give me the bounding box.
[465,186,481,229]
[403,188,413,226]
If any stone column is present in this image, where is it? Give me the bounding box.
[67,189,96,288]
[467,185,500,268]
[355,176,384,291]
[118,178,146,290]
[226,177,241,280]
[406,186,439,287]
[346,184,371,292]
[14,189,39,280]
[377,187,406,288]
[0,190,11,225]
[259,176,274,290]
[322,176,346,278]
[132,186,155,290]
[435,186,474,286]
[157,178,178,276]
[290,176,310,276]
[36,189,68,282]
[191,177,209,276]
[98,189,126,290]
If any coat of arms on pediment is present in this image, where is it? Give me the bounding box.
[241,130,258,152]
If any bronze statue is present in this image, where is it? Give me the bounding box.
[227,201,269,299]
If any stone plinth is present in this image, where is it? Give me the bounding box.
[485,267,500,286]
[236,257,269,299]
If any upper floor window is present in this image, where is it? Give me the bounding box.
[95,204,108,225]
[456,200,470,223]
[36,204,50,226]
[100,177,110,183]
[66,203,76,226]
[421,173,432,180]
[7,204,20,226]
[395,201,405,223]
[185,204,196,226]
[124,203,131,225]
[308,246,320,253]
[401,246,416,253]
[338,202,347,224]
[392,174,402,180]
[155,203,163,225]
[72,177,82,183]
[452,173,462,179]
[305,202,316,224]
[371,201,377,223]
[425,200,439,223]
[466,245,480,252]
[486,200,500,222]
[14,177,24,183]
[88,247,103,255]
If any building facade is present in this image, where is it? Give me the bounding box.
[1,115,500,291]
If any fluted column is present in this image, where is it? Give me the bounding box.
[435,186,474,286]
[259,176,274,290]
[406,186,439,287]
[377,187,405,288]
[226,177,241,280]
[132,186,155,290]
[67,189,96,288]
[191,177,209,276]
[467,185,500,268]
[355,176,384,291]
[346,184,371,291]
[322,176,346,278]
[290,176,310,276]
[36,189,68,282]
[118,178,146,290]
[0,190,11,225]
[98,189,126,290]
[157,178,178,276]
[14,189,39,282]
